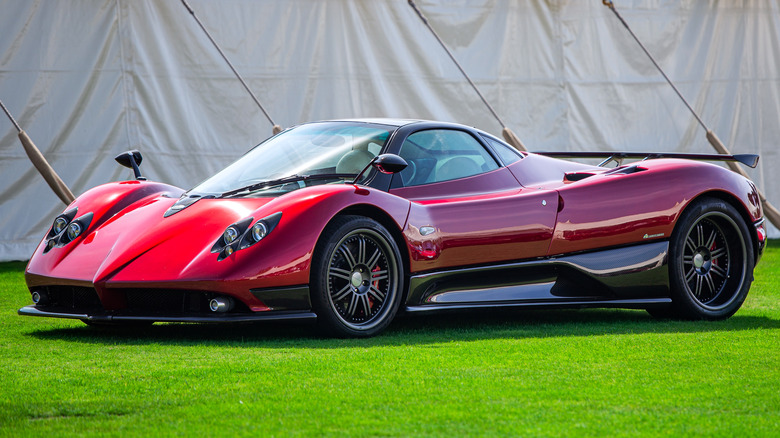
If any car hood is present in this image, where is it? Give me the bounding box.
[26,184,277,287]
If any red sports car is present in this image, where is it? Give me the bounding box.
[20,119,766,337]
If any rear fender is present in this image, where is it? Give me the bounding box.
[684,183,764,264]
[550,160,762,255]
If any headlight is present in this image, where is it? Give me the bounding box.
[43,209,93,253]
[251,222,268,242]
[53,217,69,234]
[223,226,239,245]
[67,222,83,240]
[48,208,78,239]
[211,212,282,261]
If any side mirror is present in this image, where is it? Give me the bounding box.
[114,150,146,181]
[351,154,408,184]
[372,154,408,174]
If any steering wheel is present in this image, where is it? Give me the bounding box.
[402,160,417,186]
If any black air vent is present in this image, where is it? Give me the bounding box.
[604,165,647,176]
[563,172,597,182]
[34,286,103,311]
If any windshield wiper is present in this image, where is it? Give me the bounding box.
[219,173,354,198]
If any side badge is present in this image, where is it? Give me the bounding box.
[643,233,664,239]
[420,226,436,236]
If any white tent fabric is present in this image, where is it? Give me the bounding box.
[1,0,778,261]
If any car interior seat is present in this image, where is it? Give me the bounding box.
[336,143,376,174]
[435,156,482,182]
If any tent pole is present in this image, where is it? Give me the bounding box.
[1,99,75,206]
[180,0,282,136]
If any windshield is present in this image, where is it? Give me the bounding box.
[190,121,393,196]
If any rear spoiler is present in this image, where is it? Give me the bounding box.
[533,152,759,168]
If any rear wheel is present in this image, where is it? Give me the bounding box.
[310,216,403,337]
[658,197,754,320]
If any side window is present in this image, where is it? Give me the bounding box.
[397,129,500,187]
[481,135,523,165]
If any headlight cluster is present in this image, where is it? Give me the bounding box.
[43,207,94,254]
[211,212,281,261]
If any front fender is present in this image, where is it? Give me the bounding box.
[214,184,412,289]
[95,184,411,310]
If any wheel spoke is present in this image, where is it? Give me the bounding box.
[705,229,717,250]
[339,245,357,268]
[685,236,696,254]
[685,267,697,283]
[710,247,726,261]
[710,263,727,278]
[371,270,388,282]
[360,294,371,316]
[357,236,367,264]
[347,293,359,317]
[368,285,385,302]
[366,249,382,270]
[696,224,704,247]
[694,275,703,298]
[331,284,352,301]
[329,267,352,282]
[704,272,717,296]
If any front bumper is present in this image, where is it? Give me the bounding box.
[19,283,315,324]
[18,305,316,324]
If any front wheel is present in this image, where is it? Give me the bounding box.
[310,216,403,337]
[662,197,754,320]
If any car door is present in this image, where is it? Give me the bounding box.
[388,128,559,273]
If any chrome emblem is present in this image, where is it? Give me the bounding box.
[420,226,436,236]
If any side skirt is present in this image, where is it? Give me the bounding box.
[405,241,670,311]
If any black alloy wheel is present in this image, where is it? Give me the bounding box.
[311,216,403,337]
[660,197,754,320]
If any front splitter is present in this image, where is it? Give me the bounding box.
[18,305,317,324]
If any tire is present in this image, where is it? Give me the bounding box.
[662,197,754,320]
[310,216,403,337]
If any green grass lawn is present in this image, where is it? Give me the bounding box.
[1,243,779,437]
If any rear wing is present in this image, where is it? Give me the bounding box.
[533,152,759,168]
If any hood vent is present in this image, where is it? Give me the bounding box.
[164,194,212,217]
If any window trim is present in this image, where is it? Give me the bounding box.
[390,127,504,189]
[479,133,525,167]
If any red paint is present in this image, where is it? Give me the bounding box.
[393,168,557,272]
[549,159,761,255]
[25,154,763,314]
[26,182,411,311]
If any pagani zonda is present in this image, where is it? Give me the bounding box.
[20,119,766,337]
